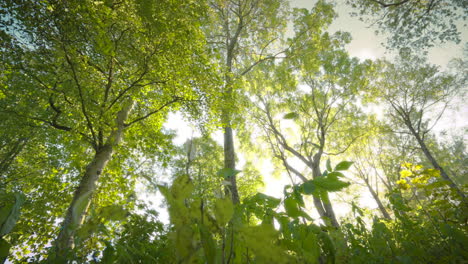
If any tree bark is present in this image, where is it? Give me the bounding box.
[312,196,327,220]
[50,101,134,260]
[321,198,339,228]
[224,126,240,204]
[364,179,391,219]
[222,37,240,203]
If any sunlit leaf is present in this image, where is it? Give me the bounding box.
[283,112,299,119]
[334,161,353,171]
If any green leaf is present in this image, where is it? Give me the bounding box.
[334,161,353,171]
[302,231,320,262]
[441,223,468,245]
[318,231,336,263]
[326,159,332,172]
[302,176,349,194]
[284,197,301,218]
[0,238,11,259]
[313,177,350,192]
[318,190,331,204]
[0,205,13,235]
[251,193,281,208]
[302,180,316,195]
[299,211,313,221]
[214,197,234,226]
[217,168,241,179]
[327,172,344,179]
[283,112,299,119]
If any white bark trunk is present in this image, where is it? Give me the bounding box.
[51,101,134,260]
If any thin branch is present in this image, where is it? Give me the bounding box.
[106,68,149,111]
[64,52,98,146]
[324,133,366,156]
[370,0,411,8]
[48,96,72,131]
[264,103,314,168]
[239,51,286,76]
[277,155,308,183]
[124,97,182,127]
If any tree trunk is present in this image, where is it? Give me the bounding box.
[322,198,340,228]
[364,179,391,219]
[53,145,114,258]
[50,101,134,260]
[312,196,327,220]
[222,40,240,204]
[224,126,240,204]
[406,121,465,200]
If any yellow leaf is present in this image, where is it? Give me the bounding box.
[400,170,412,178]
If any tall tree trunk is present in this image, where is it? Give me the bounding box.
[224,125,240,204]
[406,121,465,200]
[364,179,391,219]
[222,41,240,204]
[53,145,114,257]
[50,101,134,260]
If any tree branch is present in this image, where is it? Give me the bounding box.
[264,103,314,168]
[64,51,98,146]
[124,97,182,127]
[369,0,411,8]
[48,96,72,131]
[324,133,366,156]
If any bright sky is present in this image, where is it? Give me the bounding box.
[140,0,468,225]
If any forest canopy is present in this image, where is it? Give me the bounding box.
[0,0,467,263]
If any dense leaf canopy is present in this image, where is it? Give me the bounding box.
[0,0,466,263]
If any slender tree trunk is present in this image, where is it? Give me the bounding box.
[312,196,327,220]
[223,125,239,264]
[322,198,340,227]
[364,179,391,219]
[406,121,465,200]
[50,101,134,260]
[222,43,240,203]
[224,125,240,204]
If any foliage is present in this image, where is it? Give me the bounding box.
[346,0,467,50]
[0,0,466,263]
[343,164,468,263]
[0,192,25,262]
[156,160,353,263]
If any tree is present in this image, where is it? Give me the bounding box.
[1,0,467,263]
[248,5,371,227]
[172,137,263,204]
[205,0,289,203]
[346,0,467,50]
[1,0,210,259]
[370,51,466,199]
[434,134,468,185]
[351,135,393,219]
